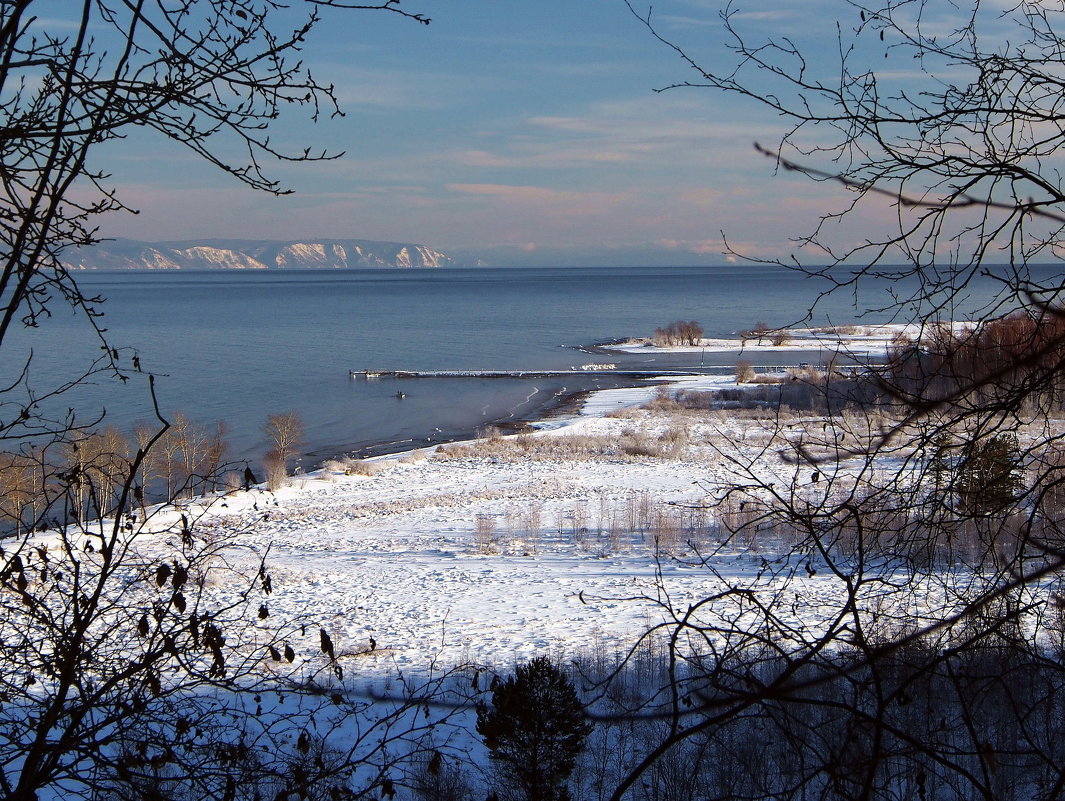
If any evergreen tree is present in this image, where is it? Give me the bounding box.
[956,433,1023,516]
[476,657,593,801]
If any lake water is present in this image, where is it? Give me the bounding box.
[3,264,1037,466]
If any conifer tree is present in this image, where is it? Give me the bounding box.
[956,433,1023,516]
[476,656,592,801]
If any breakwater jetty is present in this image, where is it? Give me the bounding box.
[350,368,686,380]
[348,366,807,380]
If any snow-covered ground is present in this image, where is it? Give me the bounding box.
[14,324,1062,801]
[143,377,760,670]
[602,321,974,358]
[117,367,975,676]
[110,323,1042,677]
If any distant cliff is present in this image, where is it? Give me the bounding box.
[63,238,456,270]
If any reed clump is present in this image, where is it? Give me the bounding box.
[435,427,694,463]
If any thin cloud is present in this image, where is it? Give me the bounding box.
[452,150,515,168]
[655,14,721,28]
[657,238,728,255]
[728,10,802,21]
[446,183,629,207]
[323,65,500,110]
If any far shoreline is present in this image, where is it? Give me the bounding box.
[298,321,921,468]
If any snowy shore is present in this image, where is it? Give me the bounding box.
[130,397,876,673]
[598,321,945,357]
[141,376,752,670]
[128,321,1005,674]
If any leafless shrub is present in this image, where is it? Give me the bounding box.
[735,359,755,383]
[263,450,287,492]
[1043,591,1065,660]
[653,320,704,346]
[221,470,243,492]
[475,513,496,554]
[608,511,626,554]
[891,330,914,348]
[571,500,590,543]
[477,425,505,441]
[671,390,717,410]
[263,411,305,478]
[741,321,773,343]
[503,506,520,549]
[408,752,473,801]
[826,324,863,335]
[650,507,683,553]
[624,490,655,536]
[657,424,690,452]
[523,503,543,555]
[618,431,665,458]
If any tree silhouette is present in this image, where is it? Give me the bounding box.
[956,433,1023,517]
[0,3,449,799]
[477,657,593,801]
[604,1,1065,799]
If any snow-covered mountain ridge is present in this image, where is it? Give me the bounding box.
[63,238,455,270]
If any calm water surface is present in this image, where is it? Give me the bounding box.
[4,264,1034,465]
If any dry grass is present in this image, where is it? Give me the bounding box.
[435,433,611,461]
[345,459,379,476]
[640,388,683,412]
[618,430,664,458]
[450,488,725,559]
[285,478,574,524]
[435,425,697,463]
[604,405,646,419]
[320,457,380,477]
[617,424,689,458]
[785,367,822,383]
[750,373,789,385]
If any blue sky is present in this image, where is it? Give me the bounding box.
[91,1,897,264]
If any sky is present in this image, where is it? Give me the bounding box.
[80,0,947,265]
